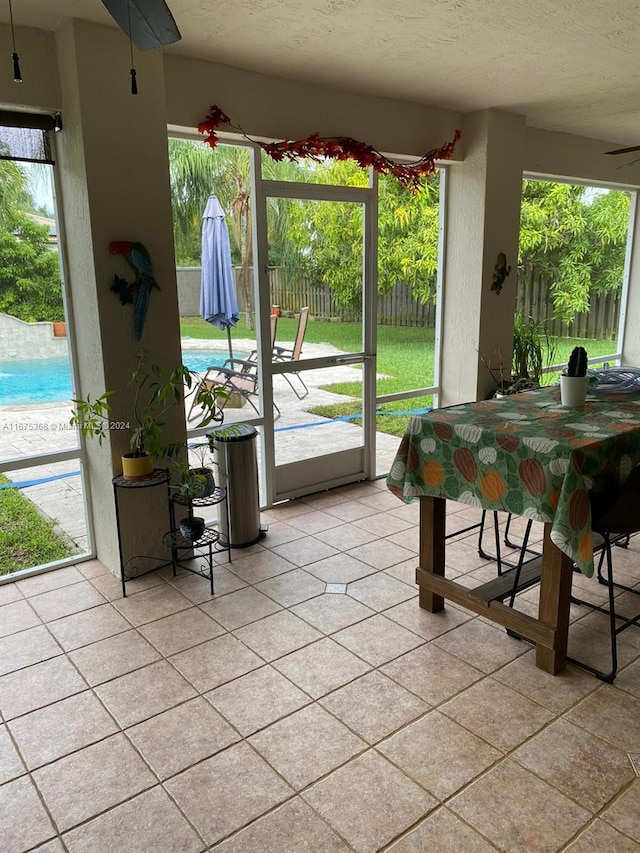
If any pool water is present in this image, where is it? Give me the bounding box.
[0,351,240,407]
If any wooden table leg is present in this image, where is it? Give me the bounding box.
[418,495,446,612]
[536,522,573,674]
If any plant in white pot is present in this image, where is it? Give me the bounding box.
[70,354,228,479]
[560,346,589,406]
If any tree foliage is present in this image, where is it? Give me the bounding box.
[168,140,306,325]
[0,160,63,323]
[168,141,631,326]
[264,160,441,312]
[0,211,63,322]
[519,180,630,323]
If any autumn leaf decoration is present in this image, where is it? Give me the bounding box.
[198,105,461,190]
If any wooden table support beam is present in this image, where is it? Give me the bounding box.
[417,498,574,675]
[418,495,445,612]
[536,523,573,674]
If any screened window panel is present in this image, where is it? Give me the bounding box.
[0,115,56,164]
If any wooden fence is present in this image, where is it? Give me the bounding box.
[515,269,620,340]
[268,268,437,327]
[238,266,620,339]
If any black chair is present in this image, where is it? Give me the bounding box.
[567,466,640,682]
[477,510,539,577]
[444,509,542,609]
[187,315,281,424]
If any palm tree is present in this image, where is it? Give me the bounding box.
[168,139,306,328]
[0,157,32,225]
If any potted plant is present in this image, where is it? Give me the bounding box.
[187,441,217,497]
[481,313,557,398]
[171,463,207,540]
[512,312,556,385]
[560,345,589,406]
[70,354,228,480]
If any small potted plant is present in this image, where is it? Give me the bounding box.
[171,463,207,540]
[70,354,228,479]
[512,313,556,386]
[480,314,556,399]
[560,345,589,406]
[187,441,217,497]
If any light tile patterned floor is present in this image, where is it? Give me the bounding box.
[1,480,640,852]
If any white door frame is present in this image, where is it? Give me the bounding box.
[250,152,378,504]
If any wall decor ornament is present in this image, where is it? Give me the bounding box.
[198,105,461,190]
[109,241,160,341]
[491,252,511,295]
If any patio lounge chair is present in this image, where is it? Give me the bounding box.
[272,306,309,399]
[247,313,278,364]
[188,355,280,423]
[188,315,281,424]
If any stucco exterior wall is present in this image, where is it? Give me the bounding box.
[440,110,527,406]
[0,314,69,362]
[52,19,183,572]
[177,268,201,317]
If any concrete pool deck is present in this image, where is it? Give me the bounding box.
[1,338,403,570]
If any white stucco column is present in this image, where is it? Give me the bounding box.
[55,20,183,575]
[440,109,526,406]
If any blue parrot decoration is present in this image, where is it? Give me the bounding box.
[109,241,160,341]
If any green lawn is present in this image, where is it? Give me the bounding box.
[543,338,618,384]
[181,316,616,438]
[0,475,75,576]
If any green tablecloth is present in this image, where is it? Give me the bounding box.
[386,386,640,577]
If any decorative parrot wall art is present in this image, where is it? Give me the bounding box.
[109,241,160,341]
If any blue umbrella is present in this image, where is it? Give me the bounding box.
[200,195,239,360]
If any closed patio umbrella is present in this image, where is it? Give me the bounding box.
[200,194,239,360]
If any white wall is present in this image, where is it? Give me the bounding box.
[164,54,463,161]
[525,128,640,188]
[0,25,60,110]
[441,110,527,406]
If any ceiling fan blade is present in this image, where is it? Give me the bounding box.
[100,0,181,50]
[604,144,640,155]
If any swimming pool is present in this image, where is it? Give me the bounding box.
[0,350,241,407]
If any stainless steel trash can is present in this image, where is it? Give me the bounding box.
[209,425,263,547]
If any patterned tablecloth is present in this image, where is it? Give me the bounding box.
[386,386,640,577]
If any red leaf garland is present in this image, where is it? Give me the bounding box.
[198,104,461,190]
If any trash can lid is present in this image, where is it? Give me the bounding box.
[208,424,258,443]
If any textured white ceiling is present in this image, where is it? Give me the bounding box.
[5,0,640,145]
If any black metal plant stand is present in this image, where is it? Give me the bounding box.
[112,468,173,598]
[165,486,231,595]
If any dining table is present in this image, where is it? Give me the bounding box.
[386,384,640,674]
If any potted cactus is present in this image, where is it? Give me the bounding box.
[560,346,589,406]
